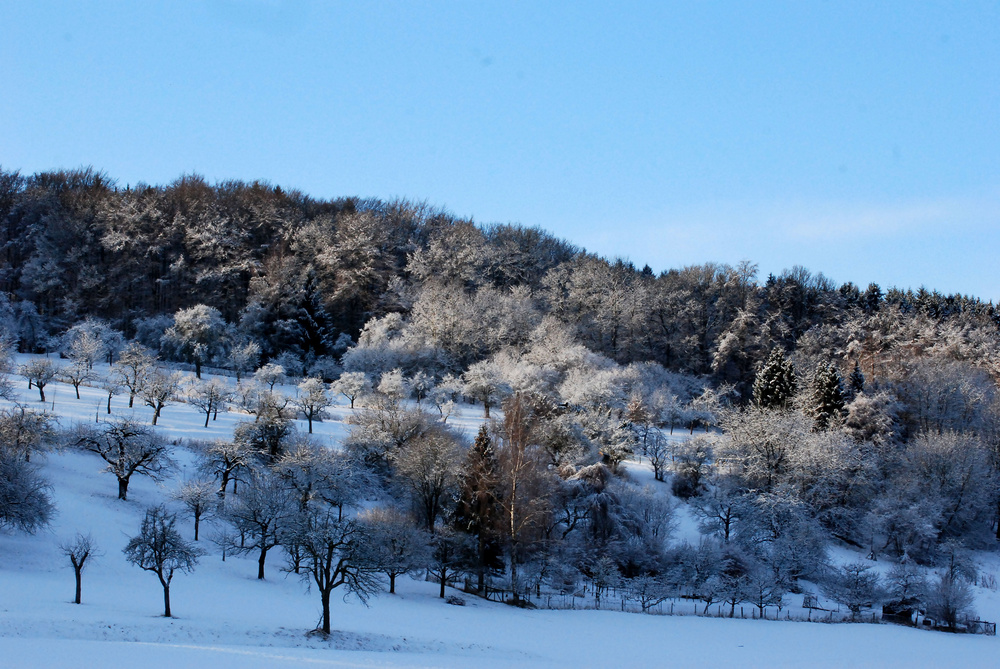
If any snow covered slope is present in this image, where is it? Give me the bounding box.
[0,357,997,667]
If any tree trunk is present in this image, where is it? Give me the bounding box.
[162,582,171,617]
[195,359,202,380]
[389,573,396,594]
[194,513,200,541]
[477,533,487,594]
[74,568,82,604]
[118,477,129,501]
[257,547,268,579]
[107,393,112,414]
[152,407,161,426]
[307,416,313,434]
[74,385,80,400]
[439,568,447,599]
[38,385,45,402]
[204,411,210,428]
[321,588,332,634]
[129,393,135,408]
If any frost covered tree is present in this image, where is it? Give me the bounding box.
[292,506,381,635]
[742,564,787,618]
[233,402,292,463]
[0,453,54,532]
[75,417,173,500]
[173,479,217,541]
[692,476,744,543]
[254,363,286,391]
[67,329,106,371]
[751,348,796,410]
[113,342,156,408]
[123,505,202,617]
[331,371,371,409]
[362,507,430,594]
[377,368,410,401]
[670,435,713,498]
[823,561,882,620]
[409,371,434,405]
[141,369,182,426]
[274,439,366,514]
[645,432,670,482]
[225,471,293,579]
[161,304,226,379]
[718,409,809,492]
[227,340,261,383]
[294,378,330,433]
[885,559,927,612]
[60,358,93,400]
[199,438,255,499]
[61,533,98,604]
[495,394,554,600]
[393,426,462,532]
[185,377,232,427]
[427,527,474,599]
[0,404,55,462]
[464,360,511,418]
[19,358,57,403]
[926,573,976,629]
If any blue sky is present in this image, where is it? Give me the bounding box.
[2,2,999,299]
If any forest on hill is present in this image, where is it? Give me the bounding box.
[2,166,1000,631]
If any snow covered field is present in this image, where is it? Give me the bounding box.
[1,356,998,667]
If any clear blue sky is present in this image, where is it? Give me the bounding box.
[2,2,999,299]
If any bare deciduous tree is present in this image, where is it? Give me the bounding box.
[123,506,202,617]
[75,417,173,500]
[60,533,99,604]
[173,479,217,540]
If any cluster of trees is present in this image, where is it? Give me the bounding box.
[3,166,1000,630]
[3,168,998,393]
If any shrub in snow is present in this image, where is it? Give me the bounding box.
[0,453,54,533]
[822,561,883,620]
[926,574,976,630]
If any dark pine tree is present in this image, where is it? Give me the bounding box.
[454,425,503,594]
[810,362,846,430]
[848,361,865,399]
[752,348,797,410]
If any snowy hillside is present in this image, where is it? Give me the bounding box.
[0,356,998,668]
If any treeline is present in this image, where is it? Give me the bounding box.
[2,167,998,396]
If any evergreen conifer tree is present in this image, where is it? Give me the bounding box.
[810,362,845,430]
[752,348,797,410]
[454,425,502,594]
[848,361,865,398]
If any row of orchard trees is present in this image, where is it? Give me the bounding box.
[3,331,999,629]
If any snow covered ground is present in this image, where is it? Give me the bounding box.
[1,355,998,667]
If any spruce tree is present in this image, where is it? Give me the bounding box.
[454,425,502,594]
[752,348,797,410]
[848,361,865,398]
[810,362,845,430]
